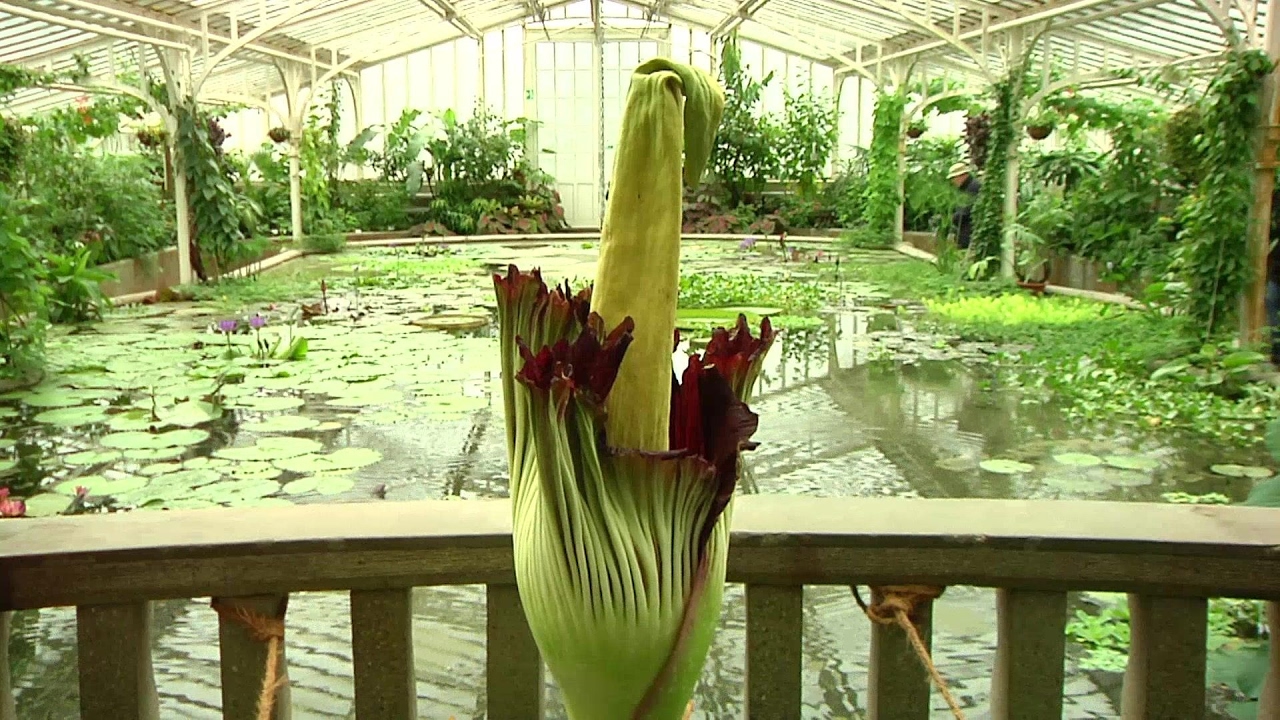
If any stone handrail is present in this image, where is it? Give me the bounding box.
[3,496,1279,719]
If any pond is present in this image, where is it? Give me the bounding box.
[4,241,1269,719]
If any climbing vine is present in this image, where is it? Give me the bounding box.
[862,90,906,238]
[968,69,1023,270]
[176,102,246,279]
[0,56,89,100]
[1177,48,1275,337]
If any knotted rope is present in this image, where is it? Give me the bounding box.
[211,598,288,720]
[852,585,966,720]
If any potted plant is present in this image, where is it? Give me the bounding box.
[268,126,290,144]
[1026,108,1057,140]
[1012,227,1050,293]
[906,119,927,139]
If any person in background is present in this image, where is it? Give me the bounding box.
[948,162,981,250]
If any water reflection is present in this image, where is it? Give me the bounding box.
[11,302,1263,719]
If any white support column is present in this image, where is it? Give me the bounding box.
[151,33,196,286]
[1000,27,1026,280]
[351,76,365,180]
[523,35,540,172]
[591,0,605,224]
[277,62,308,243]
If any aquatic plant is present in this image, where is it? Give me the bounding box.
[494,59,775,718]
[0,487,24,518]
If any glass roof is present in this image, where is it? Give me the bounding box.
[0,0,1267,113]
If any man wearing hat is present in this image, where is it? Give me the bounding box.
[947,162,981,250]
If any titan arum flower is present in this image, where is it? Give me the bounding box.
[493,59,776,719]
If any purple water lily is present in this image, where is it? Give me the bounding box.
[218,319,238,334]
[738,236,757,251]
[250,314,267,330]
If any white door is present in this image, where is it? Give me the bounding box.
[602,40,660,201]
[534,41,599,228]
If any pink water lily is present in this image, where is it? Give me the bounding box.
[0,488,26,518]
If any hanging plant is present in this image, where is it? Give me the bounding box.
[906,119,927,139]
[268,126,290,144]
[1025,108,1057,140]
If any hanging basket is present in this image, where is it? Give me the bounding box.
[906,126,925,139]
[1027,124,1053,140]
[268,127,291,144]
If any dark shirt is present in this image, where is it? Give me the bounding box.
[951,176,982,249]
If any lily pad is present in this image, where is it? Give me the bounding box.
[158,400,220,427]
[1053,452,1104,467]
[183,456,231,470]
[22,492,72,517]
[0,438,13,450]
[0,460,17,474]
[33,405,110,427]
[326,388,403,408]
[63,450,123,466]
[411,314,490,331]
[1103,455,1160,471]
[240,415,321,434]
[935,456,977,472]
[282,477,320,495]
[123,447,189,462]
[147,468,222,489]
[214,436,324,462]
[17,392,86,408]
[1042,474,1112,494]
[225,461,284,481]
[55,475,148,496]
[274,447,382,474]
[236,395,306,412]
[979,459,1035,474]
[101,428,210,450]
[1210,464,1274,479]
[312,473,356,496]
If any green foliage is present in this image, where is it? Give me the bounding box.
[776,89,838,195]
[1176,49,1274,337]
[374,108,426,182]
[823,154,870,227]
[336,180,412,231]
[0,190,48,379]
[904,136,963,233]
[862,90,906,238]
[176,104,249,278]
[1165,104,1207,186]
[1066,600,1130,671]
[968,72,1021,269]
[419,106,528,193]
[712,35,783,205]
[678,272,829,313]
[0,57,89,100]
[299,230,346,255]
[44,245,113,324]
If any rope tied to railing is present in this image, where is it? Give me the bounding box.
[852,585,967,720]
[210,598,288,720]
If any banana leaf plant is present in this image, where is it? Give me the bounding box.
[493,59,776,719]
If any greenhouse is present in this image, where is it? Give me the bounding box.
[4,0,1280,717]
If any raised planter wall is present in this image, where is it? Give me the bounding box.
[98,243,292,298]
[899,231,1138,296]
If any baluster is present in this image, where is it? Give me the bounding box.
[216,594,291,720]
[2,612,16,720]
[486,584,542,719]
[1255,602,1279,716]
[990,589,1067,720]
[1121,594,1207,719]
[350,588,417,718]
[867,592,932,720]
[745,584,803,720]
[76,602,160,720]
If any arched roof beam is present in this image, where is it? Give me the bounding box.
[709,0,770,39]
[416,0,484,40]
[17,0,356,81]
[860,0,1170,67]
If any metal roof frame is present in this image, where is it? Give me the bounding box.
[0,0,1270,115]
